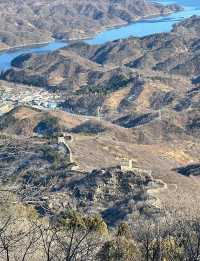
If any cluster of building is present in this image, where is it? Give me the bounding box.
[0,81,63,115]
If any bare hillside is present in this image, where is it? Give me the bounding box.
[0,0,181,48]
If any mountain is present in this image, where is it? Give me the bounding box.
[2,16,200,143]
[0,104,199,218]
[0,105,166,225]
[0,14,200,234]
[1,3,200,260]
[0,0,181,49]
[1,15,200,182]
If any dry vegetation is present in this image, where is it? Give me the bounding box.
[1,189,200,261]
[0,0,180,48]
[0,6,200,261]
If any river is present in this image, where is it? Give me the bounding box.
[0,0,200,72]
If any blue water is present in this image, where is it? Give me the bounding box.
[0,41,67,72]
[0,0,200,71]
[86,0,200,45]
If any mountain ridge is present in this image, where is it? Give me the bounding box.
[0,0,181,49]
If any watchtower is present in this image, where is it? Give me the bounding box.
[121,159,136,171]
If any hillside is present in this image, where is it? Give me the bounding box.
[1,2,200,260]
[1,17,200,216]
[0,106,167,225]
[2,17,200,144]
[0,105,199,216]
[0,0,181,49]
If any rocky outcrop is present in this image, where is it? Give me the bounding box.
[51,166,164,226]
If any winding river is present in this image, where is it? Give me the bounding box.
[0,0,200,72]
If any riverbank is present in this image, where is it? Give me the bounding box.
[0,40,55,53]
[0,6,182,54]
[69,9,181,40]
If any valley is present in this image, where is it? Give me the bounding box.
[0,1,200,260]
[1,9,200,213]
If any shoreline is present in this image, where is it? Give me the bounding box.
[0,40,55,53]
[0,7,182,54]
[58,8,183,42]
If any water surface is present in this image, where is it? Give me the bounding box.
[86,0,200,44]
[0,0,200,71]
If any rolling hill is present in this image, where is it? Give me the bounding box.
[0,0,181,49]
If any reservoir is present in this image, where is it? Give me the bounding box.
[0,0,200,71]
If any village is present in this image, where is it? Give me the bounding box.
[0,80,63,115]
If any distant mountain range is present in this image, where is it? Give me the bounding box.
[2,16,200,142]
[0,0,181,49]
[0,11,200,228]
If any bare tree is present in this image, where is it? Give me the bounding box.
[0,215,43,261]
